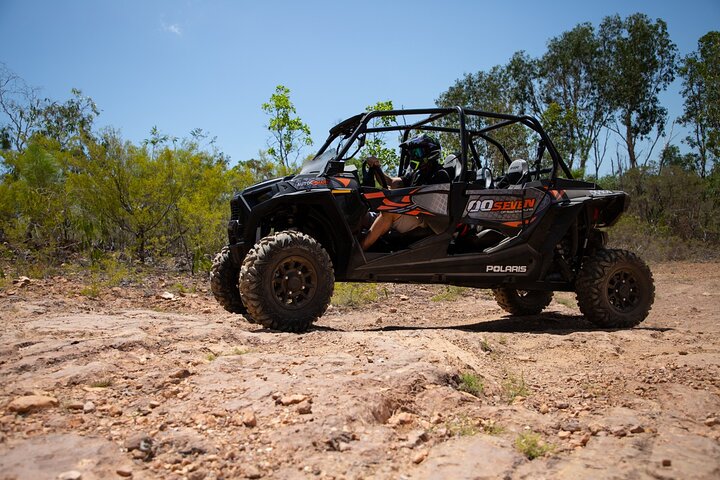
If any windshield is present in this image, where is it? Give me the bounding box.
[299,135,345,174]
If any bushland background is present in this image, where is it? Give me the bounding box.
[0,14,718,286]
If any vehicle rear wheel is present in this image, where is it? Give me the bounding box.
[493,288,553,315]
[240,231,334,333]
[210,246,248,315]
[576,249,654,328]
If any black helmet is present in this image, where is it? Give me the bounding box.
[401,134,441,171]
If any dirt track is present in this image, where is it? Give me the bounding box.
[1,262,719,479]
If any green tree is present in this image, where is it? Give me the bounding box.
[261,85,312,170]
[1,65,99,153]
[659,144,697,173]
[536,24,612,172]
[359,100,399,172]
[70,130,184,263]
[170,143,235,273]
[436,65,530,172]
[37,88,99,149]
[0,135,80,252]
[598,13,677,169]
[0,63,42,151]
[679,31,720,177]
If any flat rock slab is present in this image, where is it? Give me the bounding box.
[414,435,521,479]
[0,433,133,480]
[7,395,58,413]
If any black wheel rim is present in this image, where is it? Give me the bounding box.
[271,255,317,310]
[607,268,640,312]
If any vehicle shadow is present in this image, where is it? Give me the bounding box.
[350,312,673,335]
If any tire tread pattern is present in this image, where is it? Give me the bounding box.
[240,231,334,333]
[493,288,553,315]
[576,248,655,328]
[209,246,248,315]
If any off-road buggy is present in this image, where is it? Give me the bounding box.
[211,107,654,332]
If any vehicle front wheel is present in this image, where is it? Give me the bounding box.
[210,246,248,315]
[576,249,654,328]
[239,231,334,333]
[493,288,553,315]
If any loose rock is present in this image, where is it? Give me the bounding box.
[170,369,191,379]
[116,466,133,477]
[388,412,415,426]
[66,401,84,410]
[14,276,31,287]
[413,450,429,464]
[296,401,312,415]
[8,395,58,414]
[244,465,262,479]
[57,471,82,480]
[279,394,308,406]
[242,410,257,427]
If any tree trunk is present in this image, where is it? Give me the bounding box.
[625,114,637,169]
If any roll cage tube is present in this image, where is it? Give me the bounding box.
[325,107,572,182]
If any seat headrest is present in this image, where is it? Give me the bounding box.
[508,159,528,175]
[443,154,462,181]
[505,159,528,187]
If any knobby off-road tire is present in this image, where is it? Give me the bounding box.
[209,246,249,315]
[493,288,553,315]
[239,231,334,333]
[576,248,655,328]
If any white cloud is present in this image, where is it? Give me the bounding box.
[162,22,182,36]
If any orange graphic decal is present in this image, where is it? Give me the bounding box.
[502,216,537,228]
[364,192,386,199]
[382,199,410,208]
[490,198,536,212]
[333,177,352,187]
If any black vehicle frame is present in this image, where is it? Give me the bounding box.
[211,107,654,332]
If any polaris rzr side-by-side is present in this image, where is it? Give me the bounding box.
[210,107,654,332]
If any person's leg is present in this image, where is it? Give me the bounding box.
[361,212,399,250]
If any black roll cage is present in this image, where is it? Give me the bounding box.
[318,107,574,181]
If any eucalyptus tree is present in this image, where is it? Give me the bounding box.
[597,13,677,169]
[679,31,720,177]
[262,85,312,170]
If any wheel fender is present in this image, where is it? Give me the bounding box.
[242,189,355,276]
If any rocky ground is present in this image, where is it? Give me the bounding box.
[0,262,719,479]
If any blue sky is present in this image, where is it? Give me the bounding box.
[0,0,718,166]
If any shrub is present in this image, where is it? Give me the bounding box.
[457,372,484,396]
[515,432,553,459]
[332,282,378,307]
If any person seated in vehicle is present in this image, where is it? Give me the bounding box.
[361,134,450,251]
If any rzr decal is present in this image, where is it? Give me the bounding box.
[289,177,329,189]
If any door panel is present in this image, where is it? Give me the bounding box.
[460,188,552,232]
[362,184,450,218]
